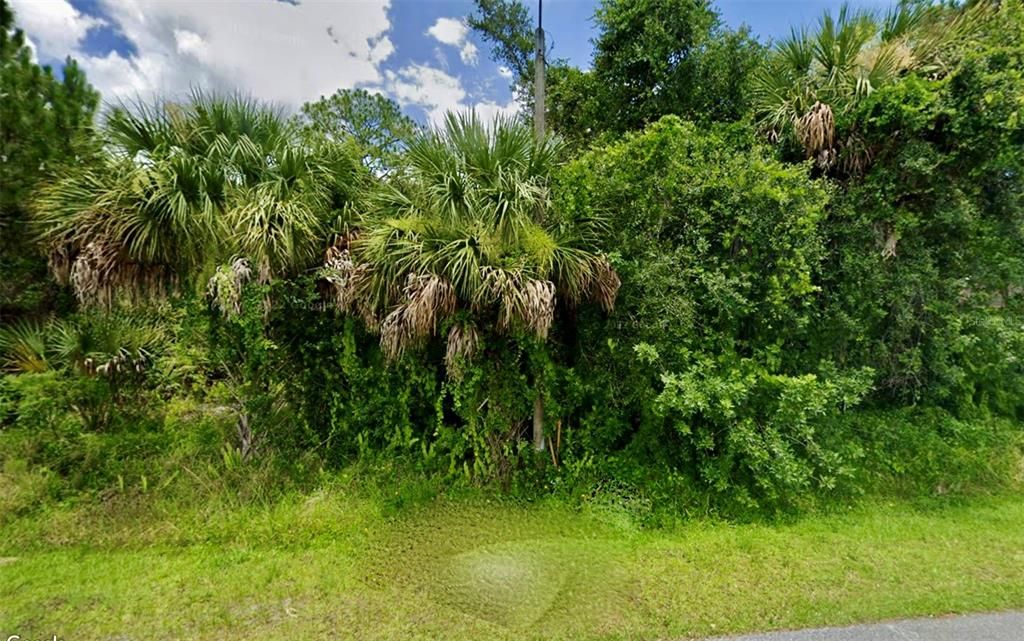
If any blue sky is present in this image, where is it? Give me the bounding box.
[12,0,895,125]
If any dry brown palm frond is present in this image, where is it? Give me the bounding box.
[355,294,380,332]
[815,147,838,170]
[93,347,150,378]
[839,132,874,176]
[481,269,557,338]
[322,247,357,308]
[326,229,360,254]
[48,245,73,286]
[231,256,253,282]
[444,321,480,380]
[477,266,507,311]
[320,246,379,328]
[524,279,556,339]
[324,244,349,265]
[378,270,454,360]
[480,267,524,333]
[256,258,273,286]
[70,241,120,307]
[323,246,355,284]
[796,101,836,165]
[403,273,456,339]
[380,306,412,361]
[592,257,621,313]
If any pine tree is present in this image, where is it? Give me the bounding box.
[0,0,100,317]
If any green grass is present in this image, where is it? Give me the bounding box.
[2,489,1024,640]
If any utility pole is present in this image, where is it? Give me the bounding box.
[532,0,547,453]
[533,0,546,141]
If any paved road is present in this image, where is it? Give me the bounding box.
[710,611,1024,640]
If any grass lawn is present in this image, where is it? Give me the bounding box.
[2,491,1024,640]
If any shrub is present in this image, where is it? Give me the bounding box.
[555,116,854,508]
[811,45,1024,414]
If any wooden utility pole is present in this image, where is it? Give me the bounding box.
[533,0,546,141]
[532,0,547,453]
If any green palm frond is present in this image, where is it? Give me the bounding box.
[778,27,814,75]
[49,312,164,377]
[34,92,359,306]
[0,319,51,373]
[753,0,988,167]
[814,5,877,85]
[338,111,619,369]
[0,312,163,376]
[881,1,931,42]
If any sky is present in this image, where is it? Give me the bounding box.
[11,0,896,126]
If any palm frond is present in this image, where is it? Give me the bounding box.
[0,319,51,373]
[33,92,354,304]
[341,110,618,360]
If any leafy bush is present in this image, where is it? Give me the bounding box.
[554,116,855,508]
[811,24,1024,414]
[275,284,440,465]
[0,370,165,492]
[652,356,873,508]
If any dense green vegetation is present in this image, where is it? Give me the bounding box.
[1,0,1021,511]
[2,0,1023,637]
[1,2,1023,632]
[0,1,97,317]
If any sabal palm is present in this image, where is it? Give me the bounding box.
[0,313,162,376]
[34,92,355,306]
[324,112,618,372]
[753,1,990,166]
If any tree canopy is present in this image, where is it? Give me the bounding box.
[299,88,420,174]
[1,1,99,317]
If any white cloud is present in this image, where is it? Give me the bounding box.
[369,36,395,65]
[9,0,104,55]
[471,98,521,123]
[74,49,158,99]
[387,64,466,125]
[14,0,395,109]
[426,16,478,67]
[14,0,519,128]
[386,63,520,128]
[426,17,467,46]
[173,29,209,62]
[9,0,104,54]
[459,42,478,66]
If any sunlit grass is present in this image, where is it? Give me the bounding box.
[2,492,1023,640]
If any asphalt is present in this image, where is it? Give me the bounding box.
[709,611,1024,641]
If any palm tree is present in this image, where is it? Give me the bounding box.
[753,1,991,170]
[33,92,360,306]
[321,112,618,446]
[0,312,161,376]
